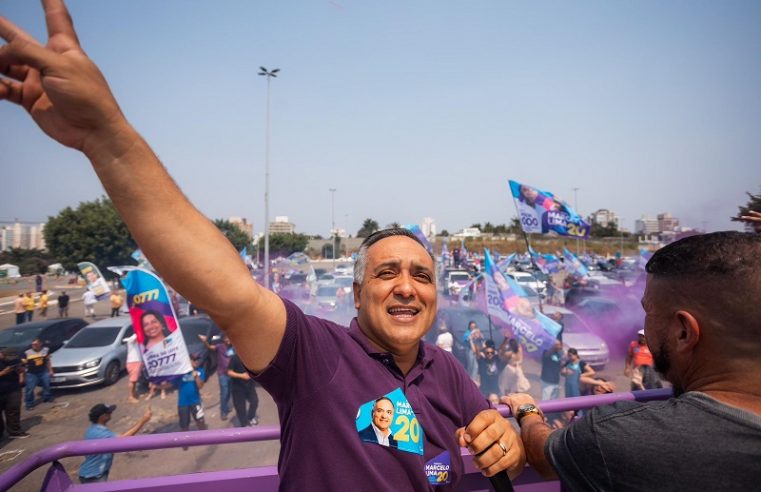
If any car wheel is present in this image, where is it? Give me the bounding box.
[104,361,121,386]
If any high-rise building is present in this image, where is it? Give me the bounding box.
[588,209,620,229]
[421,217,437,238]
[635,216,659,235]
[229,216,254,239]
[657,213,679,233]
[29,223,46,250]
[269,216,296,234]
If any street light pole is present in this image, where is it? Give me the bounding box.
[330,188,337,268]
[259,66,279,289]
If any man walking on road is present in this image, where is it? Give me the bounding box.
[82,290,97,318]
[13,294,25,325]
[57,291,70,317]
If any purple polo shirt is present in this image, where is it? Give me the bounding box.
[254,298,489,491]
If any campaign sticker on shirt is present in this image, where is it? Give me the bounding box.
[355,387,424,455]
[425,451,452,486]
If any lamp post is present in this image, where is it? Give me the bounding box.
[259,66,279,289]
[329,188,337,268]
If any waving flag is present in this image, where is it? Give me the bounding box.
[528,247,562,274]
[441,242,451,266]
[122,268,192,382]
[77,262,111,300]
[638,248,653,270]
[404,224,433,254]
[509,180,590,238]
[483,249,561,358]
[562,248,589,277]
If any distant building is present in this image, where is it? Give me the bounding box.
[635,216,659,235]
[269,216,296,234]
[453,227,481,238]
[421,217,437,238]
[588,209,620,229]
[0,221,46,251]
[657,213,679,233]
[229,216,254,239]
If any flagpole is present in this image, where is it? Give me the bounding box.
[520,230,544,312]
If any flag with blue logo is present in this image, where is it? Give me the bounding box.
[562,248,589,277]
[509,180,590,238]
[483,249,561,358]
[528,246,562,274]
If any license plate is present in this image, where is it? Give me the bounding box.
[51,376,65,383]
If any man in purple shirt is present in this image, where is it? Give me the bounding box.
[0,3,524,490]
[199,334,233,420]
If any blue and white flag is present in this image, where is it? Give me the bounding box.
[528,247,562,275]
[404,224,433,254]
[562,248,589,277]
[441,242,451,266]
[509,180,590,238]
[483,249,561,358]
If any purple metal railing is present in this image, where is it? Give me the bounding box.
[0,388,673,492]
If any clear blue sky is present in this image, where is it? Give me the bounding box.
[1,0,759,236]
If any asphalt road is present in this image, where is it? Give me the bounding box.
[0,275,634,491]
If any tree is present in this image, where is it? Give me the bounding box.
[386,222,401,229]
[258,233,309,258]
[213,219,252,252]
[356,218,380,238]
[589,222,619,238]
[732,189,761,222]
[440,230,450,237]
[44,197,136,275]
[507,217,522,235]
[0,248,53,275]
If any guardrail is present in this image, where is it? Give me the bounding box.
[0,388,673,492]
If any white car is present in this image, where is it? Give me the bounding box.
[509,272,547,297]
[447,271,471,296]
[542,305,609,368]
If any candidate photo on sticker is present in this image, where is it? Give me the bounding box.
[357,397,398,449]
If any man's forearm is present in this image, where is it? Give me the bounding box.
[519,415,558,479]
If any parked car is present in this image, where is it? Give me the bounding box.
[572,296,643,351]
[542,305,609,368]
[446,271,471,297]
[0,318,88,361]
[179,316,222,376]
[509,272,547,298]
[50,317,134,388]
[431,307,505,347]
[333,275,354,295]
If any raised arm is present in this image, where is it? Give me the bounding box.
[0,0,284,371]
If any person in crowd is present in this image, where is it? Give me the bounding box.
[503,232,761,489]
[462,320,481,381]
[0,4,521,487]
[435,319,453,353]
[499,338,530,395]
[38,290,49,318]
[109,291,123,318]
[476,340,504,399]
[13,294,25,325]
[82,289,97,318]
[57,291,70,317]
[174,354,207,434]
[199,334,233,420]
[539,338,563,401]
[35,274,43,293]
[624,328,659,390]
[21,338,54,410]
[0,349,28,439]
[227,348,259,427]
[560,348,594,398]
[23,292,35,322]
[124,334,142,403]
[77,404,151,483]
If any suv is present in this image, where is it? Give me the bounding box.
[0,318,88,361]
[50,317,134,388]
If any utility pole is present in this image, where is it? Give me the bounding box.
[258,66,279,289]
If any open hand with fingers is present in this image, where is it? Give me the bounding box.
[0,0,130,157]
[456,409,525,480]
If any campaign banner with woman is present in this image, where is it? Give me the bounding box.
[121,268,192,381]
[77,261,111,300]
[509,179,590,238]
[483,249,561,359]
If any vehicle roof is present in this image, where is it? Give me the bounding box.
[79,316,133,329]
[0,318,87,331]
[540,305,572,315]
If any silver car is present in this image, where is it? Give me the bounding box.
[542,305,610,368]
[50,317,134,388]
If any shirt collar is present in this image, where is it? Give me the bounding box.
[347,317,434,370]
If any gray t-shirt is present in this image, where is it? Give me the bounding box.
[546,391,761,491]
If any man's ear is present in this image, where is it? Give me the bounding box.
[353,282,361,310]
[674,310,700,354]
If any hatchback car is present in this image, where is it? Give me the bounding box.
[542,305,609,368]
[0,318,88,360]
[50,317,134,388]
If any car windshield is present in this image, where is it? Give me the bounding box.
[65,327,122,348]
[0,326,44,346]
[335,277,353,287]
[317,286,338,297]
[450,274,470,282]
[561,314,589,334]
[516,276,534,284]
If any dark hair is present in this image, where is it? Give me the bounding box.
[646,231,759,278]
[354,228,435,284]
[507,338,520,353]
[140,310,171,339]
[484,339,496,349]
[374,396,393,407]
[567,348,578,357]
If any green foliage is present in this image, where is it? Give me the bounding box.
[356,218,380,238]
[386,222,401,229]
[732,189,761,221]
[589,222,619,238]
[213,219,252,252]
[0,248,53,275]
[258,233,310,257]
[44,197,136,275]
[440,229,450,237]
